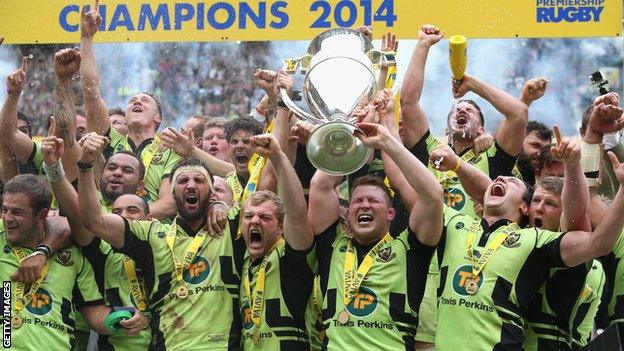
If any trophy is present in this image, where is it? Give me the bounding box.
[279,28,391,175]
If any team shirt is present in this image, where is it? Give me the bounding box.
[570,260,605,349]
[82,237,152,350]
[116,216,245,350]
[315,221,435,350]
[600,229,624,324]
[239,240,316,350]
[19,141,45,175]
[0,230,104,350]
[436,206,566,350]
[305,276,325,351]
[104,127,181,203]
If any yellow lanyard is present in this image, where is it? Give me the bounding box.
[342,233,392,308]
[139,135,161,178]
[165,219,207,283]
[243,238,284,328]
[122,255,148,311]
[465,220,520,278]
[12,246,48,313]
[227,173,244,207]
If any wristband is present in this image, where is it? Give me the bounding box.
[42,160,65,183]
[77,161,94,172]
[452,156,462,172]
[209,201,231,211]
[602,132,620,150]
[581,141,602,187]
[25,250,46,260]
[35,243,52,257]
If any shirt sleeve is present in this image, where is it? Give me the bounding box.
[73,247,105,308]
[103,127,127,160]
[18,141,43,175]
[485,142,518,179]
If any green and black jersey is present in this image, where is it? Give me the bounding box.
[411,131,518,219]
[600,229,624,324]
[570,260,605,349]
[116,216,246,350]
[436,207,566,351]
[82,237,152,350]
[18,141,45,176]
[239,240,316,350]
[0,231,104,350]
[315,221,435,350]
[104,127,181,203]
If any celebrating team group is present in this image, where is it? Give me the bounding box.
[1,3,624,351]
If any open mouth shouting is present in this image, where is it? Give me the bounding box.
[490,182,506,198]
[534,217,543,228]
[235,152,250,166]
[184,192,200,209]
[248,227,263,250]
[356,213,374,225]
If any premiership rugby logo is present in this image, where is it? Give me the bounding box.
[183,256,210,284]
[26,288,53,316]
[346,286,378,318]
[444,188,466,211]
[452,265,483,297]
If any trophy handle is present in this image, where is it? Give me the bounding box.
[279,88,325,124]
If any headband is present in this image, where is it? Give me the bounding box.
[171,165,212,193]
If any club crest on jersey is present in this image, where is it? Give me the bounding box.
[503,232,521,248]
[3,245,10,254]
[452,265,483,296]
[444,188,466,210]
[241,301,254,330]
[455,222,465,230]
[376,246,396,263]
[26,288,53,315]
[183,256,210,284]
[339,245,347,253]
[346,286,378,318]
[151,152,164,165]
[156,231,166,239]
[55,249,74,266]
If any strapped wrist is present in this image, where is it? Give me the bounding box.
[581,141,602,187]
[77,161,94,172]
[43,160,65,183]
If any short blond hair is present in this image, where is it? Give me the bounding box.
[243,190,285,223]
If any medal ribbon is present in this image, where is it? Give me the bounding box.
[122,255,148,311]
[12,246,48,313]
[243,238,284,328]
[165,218,207,283]
[140,135,161,178]
[342,233,392,309]
[465,220,520,278]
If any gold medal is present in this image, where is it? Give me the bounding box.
[176,285,189,299]
[465,278,478,295]
[337,309,350,324]
[251,329,260,344]
[11,315,23,329]
[317,329,326,342]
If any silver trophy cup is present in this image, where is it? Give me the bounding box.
[279,28,387,175]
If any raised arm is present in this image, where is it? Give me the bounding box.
[77,133,126,248]
[308,170,342,235]
[453,74,528,156]
[80,0,110,135]
[550,127,590,231]
[53,48,83,182]
[0,57,35,162]
[560,151,624,267]
[399,25,444,148]
[251,133,312,250]
[161,127,234,177]
[428,145,492,205]
[519,77,549,107]
[356,122,443,246]
[41,118,95,247]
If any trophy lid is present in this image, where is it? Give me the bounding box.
[307,28,374,57]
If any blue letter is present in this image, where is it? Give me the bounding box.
[175,3,195,30]
[240,2,266,29]
[208,2,236,30]
[197,3,205,29]
[270,1,288,29]
[109,4,136,31]
[138,4,171,30]
[59,5,80,32]
[536,7,551,22]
